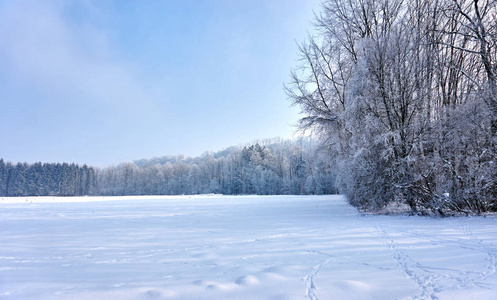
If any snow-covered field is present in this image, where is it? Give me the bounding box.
[1,195,496,300]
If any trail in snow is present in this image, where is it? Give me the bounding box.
[377,225,442,299]
[375,221,497,300]
[463,224,497,282]
[303,250,333,300]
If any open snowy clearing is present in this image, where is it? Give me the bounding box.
[1,195,496,300]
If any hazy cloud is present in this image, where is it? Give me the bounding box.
[0,0,160,116]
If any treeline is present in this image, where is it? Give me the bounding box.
[0,139,337,197]
[288,0,497,214]
[98,139,336,196]
[0,160,97,197]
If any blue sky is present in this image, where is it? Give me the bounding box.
[0,0,320,167]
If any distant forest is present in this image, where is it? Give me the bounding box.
[0,139,336,197]
[0,160,97,197]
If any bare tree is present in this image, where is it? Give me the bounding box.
[288,0,497,214]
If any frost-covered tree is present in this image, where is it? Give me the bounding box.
[0,161,97,197]
[92,138,336,196]
[0,139,338,197]
[288,0,497,214]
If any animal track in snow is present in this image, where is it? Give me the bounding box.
[463,224,497,283]
[379,223,497,293]
[303,250,333,300]
[377,225,443,300]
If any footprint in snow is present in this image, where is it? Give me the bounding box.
[235,275,259,286]
[143,290,161,299]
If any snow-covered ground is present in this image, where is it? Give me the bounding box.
[1,195,496,300]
